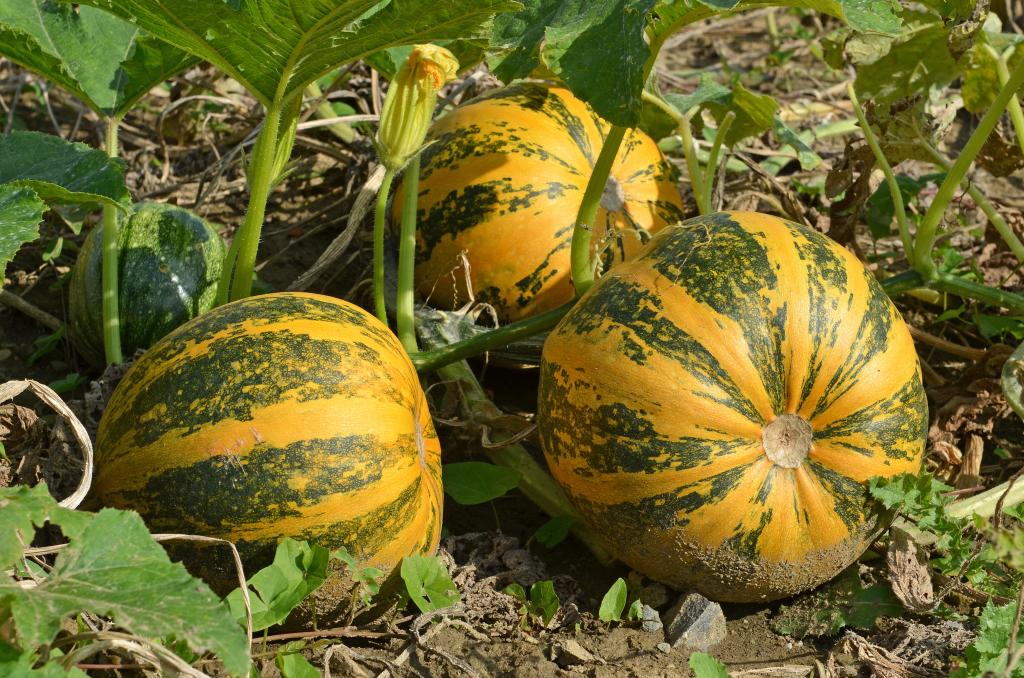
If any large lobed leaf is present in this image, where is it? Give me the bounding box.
[0,0,197,118]
[0,186,46,283]
[491,0,656,126]
[68,0,519,109]
[489,0,895,126]
[0,505,250,675]
[0,131,130,209]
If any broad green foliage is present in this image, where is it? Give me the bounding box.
[442,461,520,505]
[0,132,130,282]
[0,132,130,209]
[598,577,628,622]
[400,554,460,613]
[704,82,779,146]
[961,16,1024,113]
[0,486,249,675]
[532,515,575,548]
[490,0,876,126]
[0,186,45,281]
[491,0,657,126]
[0,484,88,569]
[0,0,196,118]
[689,652,730,678]
[275,642,321,678]
[869,473,1018,597]
[226,538,331,632]
[69,0,518,110]
[505,580,560,625]
[853,11,961,106]
[951,600,1024,677]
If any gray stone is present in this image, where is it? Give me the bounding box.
[551,639,598,667]
[656,642,671,654]
[663,592,727,651]
[640,604,663,633]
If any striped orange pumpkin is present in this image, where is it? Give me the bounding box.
[94,292,442,580]
[537,212,928,602]
[394,81,685,321]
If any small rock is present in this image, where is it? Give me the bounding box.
[664,592,727,651]
[656,642,671,654]
[640,604,663,633]
[551,639,597,667]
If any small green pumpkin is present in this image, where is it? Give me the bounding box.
[69,202,224,367]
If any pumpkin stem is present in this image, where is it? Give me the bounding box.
[762,414,812,469]
[101,116,124,365]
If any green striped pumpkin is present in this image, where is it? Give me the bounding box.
[394,81,685,322]
[94,292,442,582]
[538,212,928,602]
[69,202,225,368]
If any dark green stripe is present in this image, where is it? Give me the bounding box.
[537,374,753,473]
[560,273,764,425]
[416,179,575,257]
[805,460,868,530]
[814,372,927,461]
[104,323,405,452]
[809,267,896,419]
[111,433,418,529]
[639,213,788,415]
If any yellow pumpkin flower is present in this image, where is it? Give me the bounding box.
[377,44,459,171]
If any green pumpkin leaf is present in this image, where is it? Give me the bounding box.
[276,644,322,678]
[950,600,1021,677]
[528,580,560,624]
[688,651,730,678]
[400,554,460,613]
[490,0,656,126]
[72,0,518,109]
[853,13,961,107]
[226,538,331,632]
[0,507,250,675]
[0,484,89,571]
[705,82,779,147]
[598,577,628,622]
[0,0,196,118]
[532,515,575,548]
[839,0,901,35]
[663,74,732,114]
[0,132,130,209]
[0,185,46,282]
[442,461,520,505]
[772,117,822,171]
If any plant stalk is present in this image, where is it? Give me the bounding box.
[915,57,1024,278]
[702,111,734,214]
[991,46,1024,158]
[921,141,1024,265]
[306,82,356,144]
[396,157,420,353]
[570,124,628,296]
[932,272,1024,313]
[947,476,1024,520]
[373,168,396,325]
[640,91,706,212]
[222,101,285,302]
[410,302,572,372]
[101,117,123,365]
[848,84,915,260]
[434,357,613,564]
